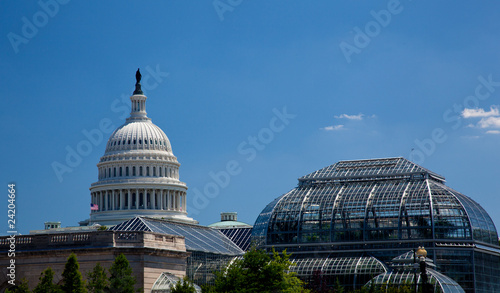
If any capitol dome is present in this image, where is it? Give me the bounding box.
[88,69,197,226]
[104,120,172,154]
[252,157,500,292]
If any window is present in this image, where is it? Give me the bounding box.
[153,167,156,176]
[114,168,116,177]
[120,167,122,176]
[126,167,129,176]
[139,166,143,176]
[159,167,162,177]
[108,168,111,178]
[133,166,136,176]
[128,140,131,144]
[147,167,150,176]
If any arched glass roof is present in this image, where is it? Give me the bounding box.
[367,269,465,293]
[151,272,202,293]
[111,216,244,255]
[252,158,499,247]
[290,255,387,277]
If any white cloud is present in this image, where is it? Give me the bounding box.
[322,125,344,131]
[486,130,500,134]
[462,106,499,118]
[461,135,480,139]
[334,113,364,120]
[478,116,500,128]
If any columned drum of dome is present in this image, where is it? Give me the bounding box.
[252,157,500,293]
[89,70,196,226]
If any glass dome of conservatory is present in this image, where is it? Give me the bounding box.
[251,157,500,292]
[252,157,498,247]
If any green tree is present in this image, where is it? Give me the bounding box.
[170,276,196,293]
[86,263,108,293]
[332,278,344,293]
[108,253,136,293]
[61,253,87,293]
[33,267,61,293]
[5,278,31,293]
[214,247,307,293]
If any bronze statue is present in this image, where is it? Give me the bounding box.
[136,68,141,84]
[133,68,143,95]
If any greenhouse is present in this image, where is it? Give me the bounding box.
[252,157,500,292]
[151,272,202,293]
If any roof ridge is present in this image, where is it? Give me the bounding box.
[299,157,445,183]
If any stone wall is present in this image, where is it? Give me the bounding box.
[0,231,188,292]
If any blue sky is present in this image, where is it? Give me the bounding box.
[2,1,500,235]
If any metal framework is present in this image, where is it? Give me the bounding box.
[252,158,500,292]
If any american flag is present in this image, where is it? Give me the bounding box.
[90,203,99,211]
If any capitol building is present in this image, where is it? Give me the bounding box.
[84,70,196,226]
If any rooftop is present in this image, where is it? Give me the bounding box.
[299,157,445,184]
[110,217,244,255]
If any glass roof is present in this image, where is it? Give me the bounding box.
[253,163,498,246]
[368,269,465,293]
[111,217,244,255]
[300,157,445,183]
[151,272,202,293]
[218,227,253,251]
[290,255,387,277]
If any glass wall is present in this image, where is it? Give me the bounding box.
[252,158,500,293]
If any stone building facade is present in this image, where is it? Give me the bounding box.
[0,230,188,292]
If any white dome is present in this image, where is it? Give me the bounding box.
[105,120,172,154]
[88,70,197,226]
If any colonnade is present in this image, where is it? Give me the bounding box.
[98,165,178,180]
[90,188,186,212]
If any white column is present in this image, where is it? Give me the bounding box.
[120,190,123,210]
[152,190,156,209]
[127,189,131,210]
[103,191,108,211]
[111,190,115,211]
[172,191,176,210]
[164,189,170,211]
[136,189,139,209]
[169,191,173,210]
[159,190,163,210]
